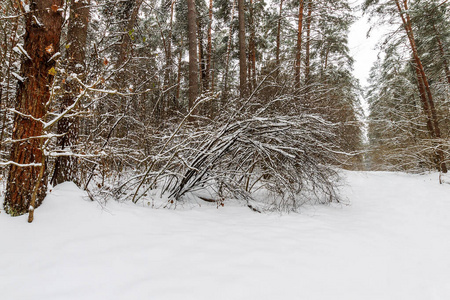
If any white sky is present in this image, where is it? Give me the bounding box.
[347,0,390,123]
[347,0,383,88]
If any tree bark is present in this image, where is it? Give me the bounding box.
[52,0,90,186]
[295,0,305,88]
[116,0,143,69]
[237,0,248,98]
[432,25,450,86]
[305,0,312,84]
[187,0,199,111]
[276,0,283,68]
[206,0,213,91]
[248,0,256,91]
[4,0,63,216]
[223,0,236,101]
[197,17,208,92]
[394,0,447,173]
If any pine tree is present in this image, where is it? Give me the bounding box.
[4,0,64,216]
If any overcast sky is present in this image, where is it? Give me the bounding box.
[348,0,382,88]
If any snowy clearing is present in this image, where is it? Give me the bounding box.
[1,171,450,300]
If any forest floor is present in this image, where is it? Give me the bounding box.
[1,170,450,300]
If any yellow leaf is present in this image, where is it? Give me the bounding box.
[48,67,57,76]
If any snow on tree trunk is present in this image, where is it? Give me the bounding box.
[4,0,63,216]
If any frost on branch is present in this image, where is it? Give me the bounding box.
[126,94,343,212]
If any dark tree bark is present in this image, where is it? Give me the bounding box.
[4,0,64,216]
[187,0,199,111]
[197,17,208,92]
[237,0,248,98]
[51,0,90,186]
[294,0,305,88]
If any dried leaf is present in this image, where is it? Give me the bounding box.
[48,67,57,76]
[45,44,54,54]
[51,4,58,12]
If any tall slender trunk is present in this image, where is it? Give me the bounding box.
[432,25,450,85]
[165,0,175,114]
[52,0,90,186]
[176,39,183,101]
[304,0,312,84]
[248,0,256,91]
[276,0,283,69]
[187,0,199,111]
[4,0,63,216]
[395,0,447,173]
[197,18,207,92]
[206,0,213,91]
[223,0,237,100]
[116,0,143,69]
[237,0,248,98]
[295,0,305,88]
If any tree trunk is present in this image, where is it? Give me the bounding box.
[276,0,283,69]
[176,39,183,102]
[206,0,213,91]
[237,0,248,98]
[4,0,63,216]
[187,0,199,111]
[305,0,312,84]
[52,0,90,186]
[116,0,143,69]
[197,17,208,92]
[222,0,237,101]
[432,25,450,86]
[165,0,175,113]
[394,0,447,173]
[248,0,256,91]
[295,0,305,88]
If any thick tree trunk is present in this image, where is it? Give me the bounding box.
[395,0,447,173]
[295,0,305,88]
[187,0,199,111]
[237,0,248,98]
[52,0,90,186]
[4,0,63,216]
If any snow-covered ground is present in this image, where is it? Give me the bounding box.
[1,171,450,300]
